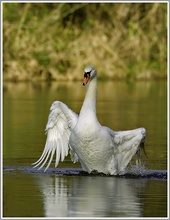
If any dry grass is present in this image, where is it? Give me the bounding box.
[3,2,167,81]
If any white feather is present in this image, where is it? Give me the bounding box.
[32,101,78,170]
[33,66,146,175]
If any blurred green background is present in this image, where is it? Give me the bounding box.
[3,2,167,81]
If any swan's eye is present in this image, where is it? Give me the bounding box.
[84,72,91,78]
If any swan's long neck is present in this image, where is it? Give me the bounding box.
[80,76,97,117]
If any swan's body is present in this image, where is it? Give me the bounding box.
[33,66,146,175]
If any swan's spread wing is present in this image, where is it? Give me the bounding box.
[106,127,146,172]
[33,101,78,171]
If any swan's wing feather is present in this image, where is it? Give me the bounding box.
[105,127,146,171]
[33,101,78,171]
[69,144,79,163]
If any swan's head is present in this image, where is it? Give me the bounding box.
[82,66,97,86]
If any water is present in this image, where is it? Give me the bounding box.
[3,80,167,217]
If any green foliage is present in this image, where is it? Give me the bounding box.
[3,2,167,81]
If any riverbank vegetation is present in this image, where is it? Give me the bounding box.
[3,2,167,81]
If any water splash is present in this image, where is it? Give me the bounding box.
[126,164,149,176]
[125,164,167,179]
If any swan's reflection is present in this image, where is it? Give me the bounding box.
[35,174,146,217]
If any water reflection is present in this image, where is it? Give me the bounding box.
[35,174,146,217]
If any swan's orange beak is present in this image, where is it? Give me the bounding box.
[82,74,90,86]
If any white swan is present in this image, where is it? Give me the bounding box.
[33,66,146,175]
